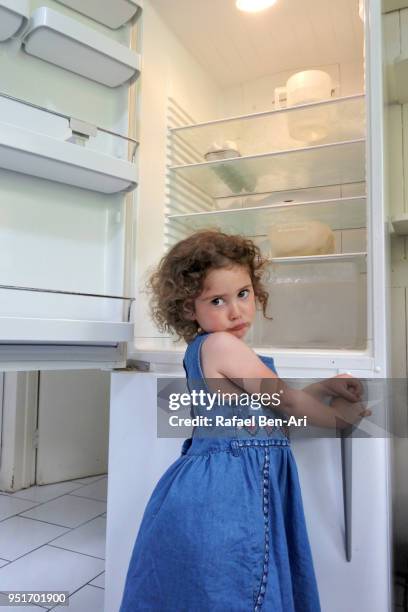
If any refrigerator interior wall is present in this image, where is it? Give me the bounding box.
[131,0,221,341]
[0,0,137,357]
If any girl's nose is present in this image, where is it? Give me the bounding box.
[229,302,240,319]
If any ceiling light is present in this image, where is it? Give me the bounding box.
[236,0,277,13]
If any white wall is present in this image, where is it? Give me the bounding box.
[133,0,221,340]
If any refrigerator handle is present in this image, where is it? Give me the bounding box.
[341,430,353,562]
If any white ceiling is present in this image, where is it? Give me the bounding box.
[149,0,364,87]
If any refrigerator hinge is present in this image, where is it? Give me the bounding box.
[115,359,151,372]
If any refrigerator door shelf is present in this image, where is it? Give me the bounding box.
[55,0,142,30]
[22,7,141,88]
[0,285,133,345]
[0,121,137,194]
[0,0,29,42]
[0,318,132,344]
[0,0,29,41]
[0,343,127,372]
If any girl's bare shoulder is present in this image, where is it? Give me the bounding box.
[201,332,275,379]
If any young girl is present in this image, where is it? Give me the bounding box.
[120,229,369,612]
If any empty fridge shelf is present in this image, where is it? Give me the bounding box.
[0,284,134,343]
[170,94,365,160]
[168,196,366,234]
[269,252,367,264]
[169,140,366,198]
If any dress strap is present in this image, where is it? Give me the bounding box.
[183,332,210,381]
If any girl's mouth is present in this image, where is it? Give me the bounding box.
[229,323,247,332]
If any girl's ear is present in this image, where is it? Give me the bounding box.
[183,301,196,321]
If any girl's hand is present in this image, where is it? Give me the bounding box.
[330,397,371,430]
[321,374,364,402]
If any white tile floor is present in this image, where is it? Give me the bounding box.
[0,475,107,611]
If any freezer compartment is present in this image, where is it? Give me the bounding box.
[253,255,367,350]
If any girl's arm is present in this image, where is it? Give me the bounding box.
[303,377,363,403]
[201,332,369,429]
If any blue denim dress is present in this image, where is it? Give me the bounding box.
[120,332,321,611]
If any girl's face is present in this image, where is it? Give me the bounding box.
[191,265,256,339]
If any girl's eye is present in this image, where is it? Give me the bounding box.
[211,297,224,306]
[238,289,250,298]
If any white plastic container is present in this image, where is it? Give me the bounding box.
[267,220,335,257]
[286,70,332,107]
[284,70,332,142]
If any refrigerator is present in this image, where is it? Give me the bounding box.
[0,0,395,610]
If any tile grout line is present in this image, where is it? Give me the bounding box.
[47,543,105,561]
[0,490,104,523]
[68,493,107,502]
[0,477,107,505]
[46,577,106,611]
[17,509,107,529]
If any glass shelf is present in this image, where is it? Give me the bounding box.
[169,140,365,199]
[269,251,367,267]
[168,196,366,233]
[170,95,365,159]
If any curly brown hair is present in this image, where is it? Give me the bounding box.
[147,229,270,343]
